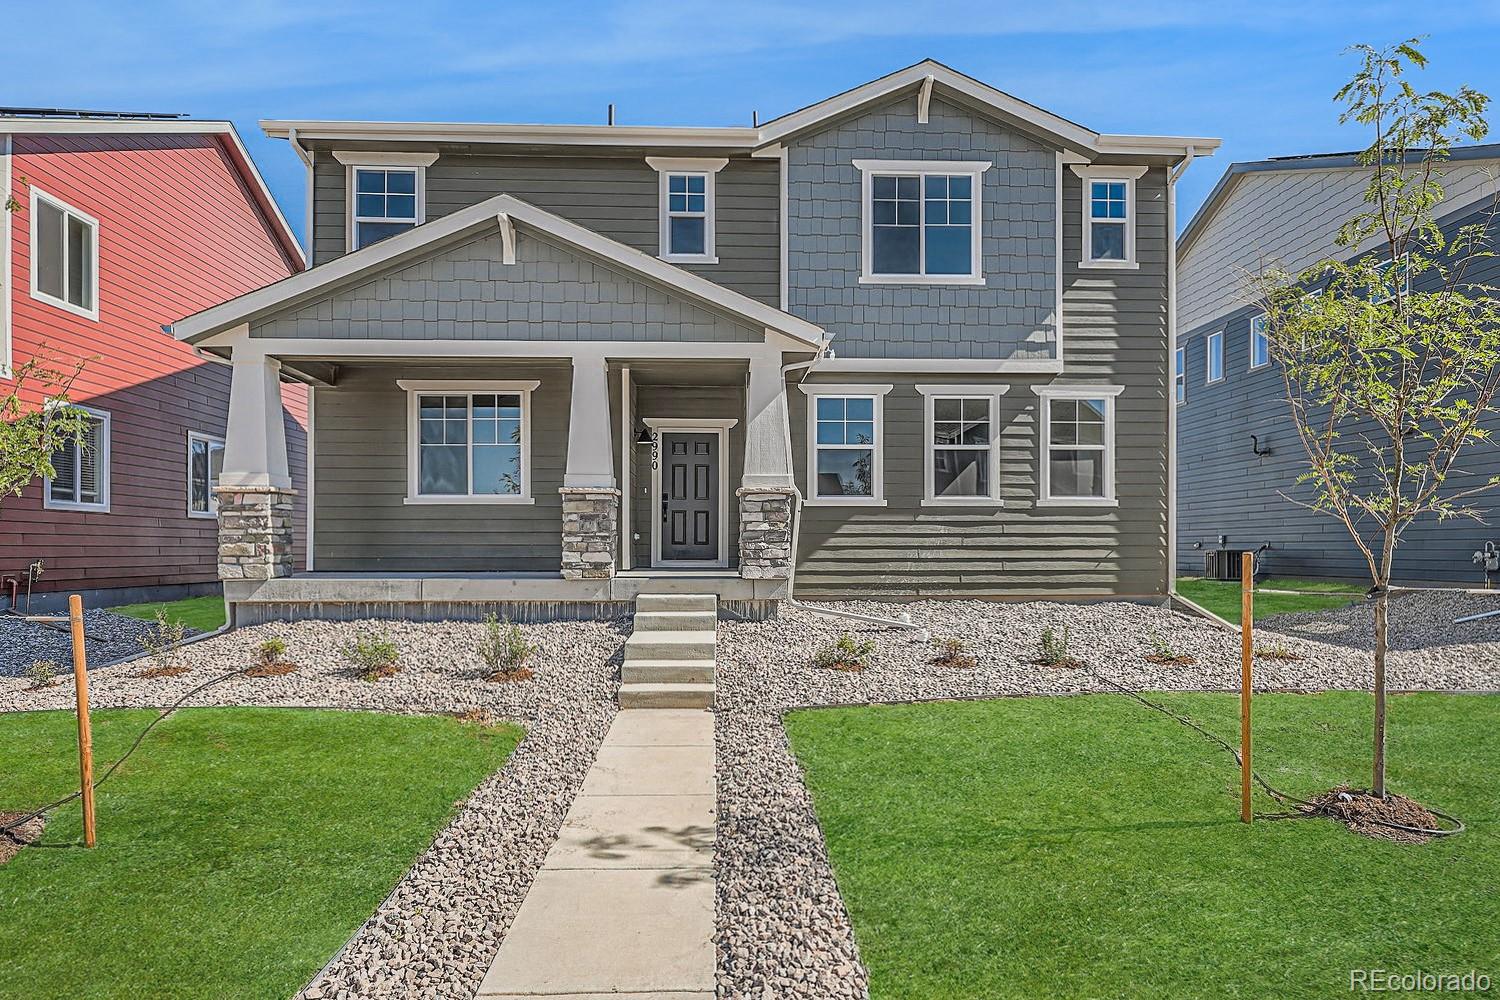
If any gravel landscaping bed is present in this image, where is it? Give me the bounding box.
[0,616,628,1000]
[712,595,1500,1000]
[0,608,175,677]
[1259,589,1500,653]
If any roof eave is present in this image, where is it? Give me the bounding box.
[261,120,761,149]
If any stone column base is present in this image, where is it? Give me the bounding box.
[560,487,620,580]
[216,485,297,581]
[737,487,795,580]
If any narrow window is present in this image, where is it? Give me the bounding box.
[1088,179,1129,262]
[31,189,97,318]
[352,167,419,249]
[1039,392,1117,504]
[926,394,999,503]
[46,407,109,511]
[813,396,878,500]
[188,433,226,517]
[1174,347,1186,404]
[1249,314,1269,370]
[406,383,535,502]
[858,161,987,283]
[1206,331,1224,383]
[665,173,708,256]
[1371,253,1410,304]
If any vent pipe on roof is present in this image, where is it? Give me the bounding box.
[607,103,615,126]
[752,110,759,127]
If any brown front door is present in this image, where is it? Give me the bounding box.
[661,432,718,563]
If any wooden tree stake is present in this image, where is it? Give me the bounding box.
[69,594,96,848]
[1240,552,1254,824]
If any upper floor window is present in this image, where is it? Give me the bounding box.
[1174,347,1186,404]
[800,384,892,505]
[854,160,990,285]
[398,380,538,504]
[188,431,225,518]
[1249,314,1269,370]
[1206,330,1224,383]
[334,151,437,252]
[46,406,110,512]
[31,188,98,320]
[1069,165,1146,269]
[1371,253,1411,304]
[647,157,726,264]
[918,386,1006,506]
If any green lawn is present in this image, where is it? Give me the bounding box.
[108,594,227,632]
[786,693,1498,1000]
[0,708,520,999]
[1176,575,1365,624]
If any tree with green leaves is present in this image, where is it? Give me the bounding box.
[1254,39,1498,798]
[1,347,96,518]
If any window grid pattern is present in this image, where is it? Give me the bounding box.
[814,396,876,499]
[1088,179,1128,262]
[870,172,975,277]
[416,393,524,497]
[1047,397,1108,500]
[931,396,991,499]
[353,167,419,249]
[666,173,708,256]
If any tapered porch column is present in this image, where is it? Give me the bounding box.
[738,353,795,580]
[560,355,620,579]
[216,348,296,581]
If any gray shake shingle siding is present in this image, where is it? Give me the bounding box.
[251,231,762,343]
[785,95,1058,360]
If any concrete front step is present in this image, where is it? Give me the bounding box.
[632,610,718,632]
[622,658,716,684]
[618,682,716,709]
[634,593,718,613]
[624,630,716,661]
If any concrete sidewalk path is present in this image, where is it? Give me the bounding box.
[476,709,716,999]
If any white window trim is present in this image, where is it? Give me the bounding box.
[1069,164,1147,270]
[1248,314,1269,371]
[397,379,539,505]
[916,384,1009,506]
[186,430,225,519]
[43,403,110,512]
[336,151,437,253]
[1174,346,1187,405]
[798,383,892,506]
[853,159,990,286]
[646,157,727,264]
[1205,330,1225,384]
[1030,385,1122,508]
[1371,252,1411,305]
[29,186,100,321]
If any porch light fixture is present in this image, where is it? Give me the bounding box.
[635,427,654,445]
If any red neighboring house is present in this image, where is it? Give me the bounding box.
[1,112,306,611]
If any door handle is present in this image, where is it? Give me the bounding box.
[661,492,668,522]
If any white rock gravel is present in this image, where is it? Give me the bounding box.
[711,595,1500,1000]
[0,608,176,676]
[0,616,628,1000]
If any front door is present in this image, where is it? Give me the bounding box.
[660,432,719,563]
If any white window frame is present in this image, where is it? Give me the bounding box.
[646,157,727,264]
[397,379,539,505]
[1249,314,1269,371]
[186,431,225,519]
[798,383,892,506]
[917,384,1008,506]
[29,187,100,321]
[853,159,990,286]
[1205,330,1225,383]
[43,403,110,512]
[335,151,437,252]
[1069,164,1147,270]
[1031,385,1123,508]
[1174,346,1187,404]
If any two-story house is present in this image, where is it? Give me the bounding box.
[1176,144,1500,586]
[170,61,1216,626]
[1,111,307,612]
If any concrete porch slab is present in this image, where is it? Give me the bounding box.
[475,868,715,996]
[482,993,711,999]
[577,745,715,797]
[545,793,715,870]
[607,708,714,747]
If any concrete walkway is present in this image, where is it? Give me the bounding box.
[477,709,716,999]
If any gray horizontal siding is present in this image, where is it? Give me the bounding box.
[311,153,780,306]
[1176,201,1500,585]
[312,363,570,572]
[252,230,761,343]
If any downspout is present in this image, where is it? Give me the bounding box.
[1166,147,1196,603]
[287,128,315,262]
[777,344,925,638]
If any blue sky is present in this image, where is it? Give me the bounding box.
[10,1,1500,244]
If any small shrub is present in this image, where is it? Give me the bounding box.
[1035,625,1083,669]
[246,637,297,678]
[341,632,400,682]
[454,706,497,727]
[25,659,60,690]
[1255,641,1303,662]
[1143,632,1197,667]
[812,633,874,672]
[931,636,977,669]
[478,613,536,682]
[137,608,189,677]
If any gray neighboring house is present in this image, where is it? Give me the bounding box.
[171,60,1217,623]
[1176,145,1500,586]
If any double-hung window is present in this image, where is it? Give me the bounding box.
[1034,386,1121,506]
[399,380,538,503]
[1249,314,1269,370]
[46,406,109,511]
[1070,165,1146,268]
[855,160,989,283]
[187,432,225,518]
[1174,347,1186,404]
[647,157,726,263]
[336,151,436,251]
[800,385,891,504]
[918,386,1005,505]
[1206,330,1224,383]
[31,188,98,319]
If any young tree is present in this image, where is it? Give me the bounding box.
[0,348,95,518]
[1255,40,1498,798]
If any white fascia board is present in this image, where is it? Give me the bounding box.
[815,357,1060,374]
[262,120,760,148]
[333,150,440,167]
[1095,135,1222,158]
[173,193,827,349]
